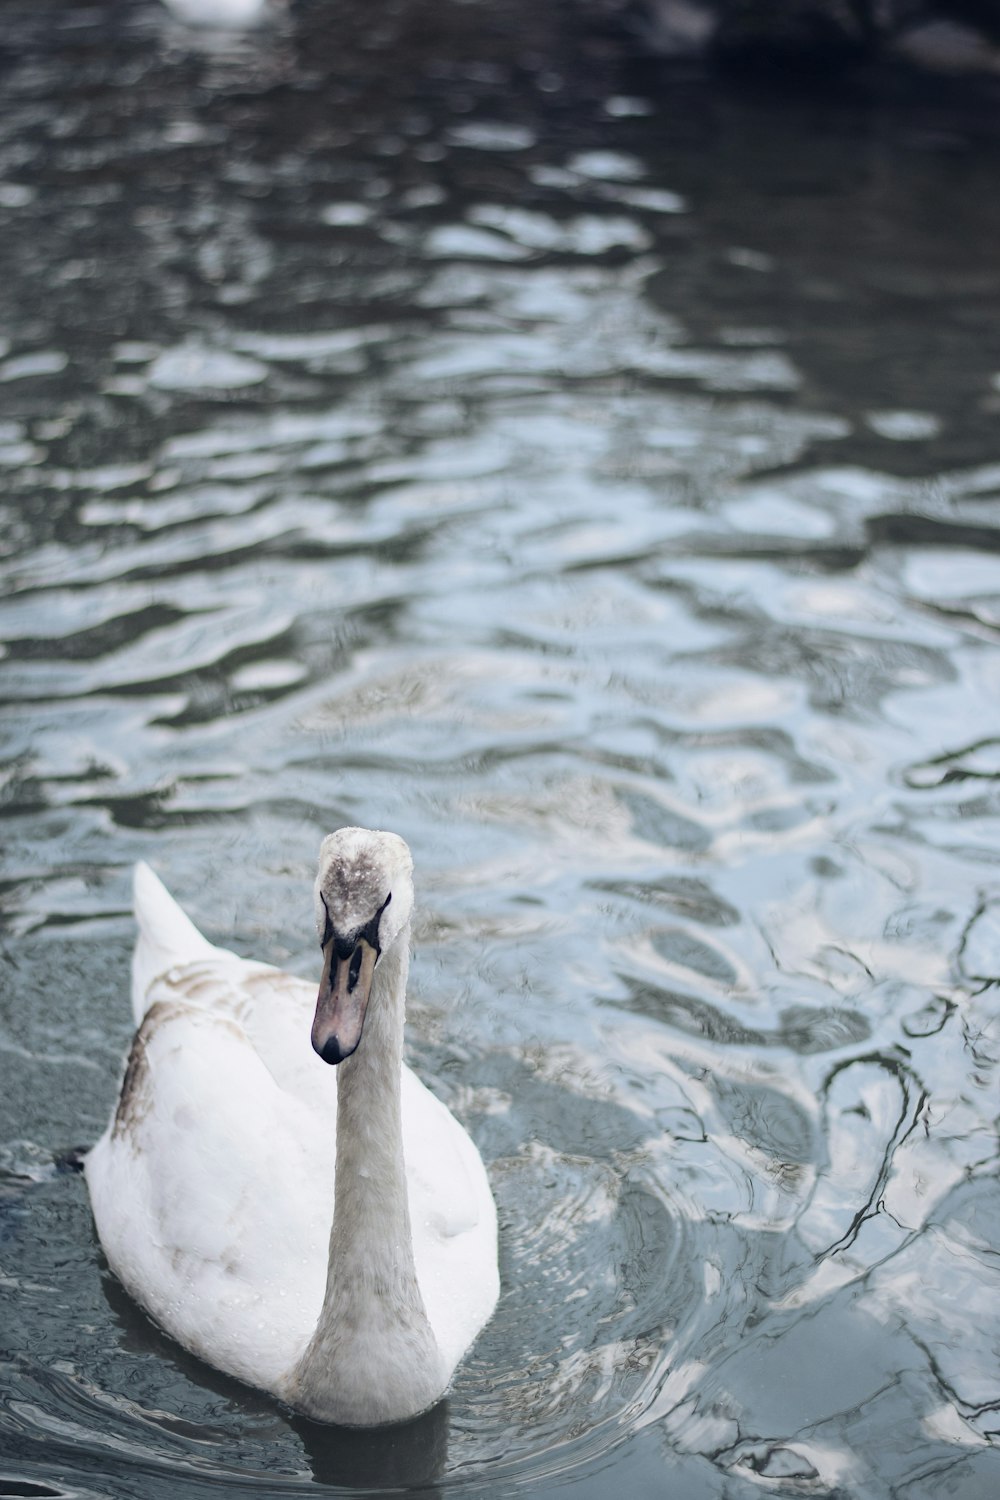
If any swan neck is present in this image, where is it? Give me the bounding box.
[289,923,445,1424]
[329,935,411,1270]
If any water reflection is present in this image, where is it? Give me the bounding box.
[2,0,1000,1495]
[294,1405,450,1492]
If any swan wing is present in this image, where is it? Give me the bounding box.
[402,1068,500,1375]
[131,860,334,1107]
[86,994,332,1391]
[131,862,234,1024]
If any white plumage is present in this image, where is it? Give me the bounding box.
[86,829,499,1426]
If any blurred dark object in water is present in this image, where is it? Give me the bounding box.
[624,0,1000,77]
[714,0,871,73]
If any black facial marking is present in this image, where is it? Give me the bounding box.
[325,890,393,960]
[333,930,356,961]
[362,891,392,953]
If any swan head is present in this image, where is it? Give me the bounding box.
[310,827,413,1066]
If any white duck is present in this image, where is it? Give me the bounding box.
[85,828,499,1426]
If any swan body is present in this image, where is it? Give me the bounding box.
[85,829,499,1426]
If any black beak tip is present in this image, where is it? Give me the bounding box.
[315,1033,353,1065]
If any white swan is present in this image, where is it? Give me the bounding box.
[85,828,499,1426]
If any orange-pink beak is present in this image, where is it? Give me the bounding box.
[311,937,378,1064]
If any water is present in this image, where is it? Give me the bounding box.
[2,1,1000,1496]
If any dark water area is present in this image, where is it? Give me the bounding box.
[2,1,1000,1496]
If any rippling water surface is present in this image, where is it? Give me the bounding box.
[3,2,1000,1496]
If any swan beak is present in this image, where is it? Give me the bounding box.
[311,938,378,1065]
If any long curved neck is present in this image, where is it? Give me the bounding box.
[289,925,445,1425]
[327,936,416,1290]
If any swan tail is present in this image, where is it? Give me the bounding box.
[131,862,227,1023]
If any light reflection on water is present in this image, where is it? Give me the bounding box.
[2,1,1000,1496]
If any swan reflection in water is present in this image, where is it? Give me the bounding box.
[159,0,281,29]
